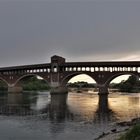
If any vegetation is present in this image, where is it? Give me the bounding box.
[68,75,140,93]
[111,75,140,93]
[67,81,95,88]
[118,124,140,140]
[0,80,7,91]
[0,76,50,91]
[21,76,50,91]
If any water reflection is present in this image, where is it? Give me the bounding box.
[128,96,140,105]
[94,94,115,125]
[0,92,140,140]
[45,94,72,137]
[41,94,74,122]
[0,92,75,122]
[0,93,37,116]
[108,93,140,121]
[0,92,115,122]
[98,94,109,112]
[0,92,139,122]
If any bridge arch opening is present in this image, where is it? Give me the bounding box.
[63,73,98,93]
[108,73,140,94]
[15,74,50,92]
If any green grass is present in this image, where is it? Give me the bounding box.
[118,124,140,140]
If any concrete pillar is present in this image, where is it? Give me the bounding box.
[97,84,109,112]
[50,86,68,95]
[98,85,109,94]
[8,85,23,93]
[50,70,68,95]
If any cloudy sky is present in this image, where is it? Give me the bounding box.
[0,1,140,67]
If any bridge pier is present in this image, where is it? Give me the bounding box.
[50,86,68,95]
[98,85,109,94]
[98,85,109,112]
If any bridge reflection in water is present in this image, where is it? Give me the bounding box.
[0,91,129,139]
[0,92,140,140]
[0,91,113,119]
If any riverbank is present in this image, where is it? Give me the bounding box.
[96,118,140,140]
[97,129,129,140]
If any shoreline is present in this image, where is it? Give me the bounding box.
[96,128,129,140]
[95,117,140,140]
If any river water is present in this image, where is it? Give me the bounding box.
[0,91,140,140]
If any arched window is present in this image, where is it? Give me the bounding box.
[53,66,57,72]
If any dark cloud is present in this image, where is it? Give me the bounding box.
[0,1,140,66]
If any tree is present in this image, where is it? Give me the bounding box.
[116,75,140,93]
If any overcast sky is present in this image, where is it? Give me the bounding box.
[0,1,140,67]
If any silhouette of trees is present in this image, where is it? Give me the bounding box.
[112,75,140,93]
[67,81,95,88]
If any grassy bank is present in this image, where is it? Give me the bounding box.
[118,124,140,140]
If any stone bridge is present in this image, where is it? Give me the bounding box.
[0,55,140,97]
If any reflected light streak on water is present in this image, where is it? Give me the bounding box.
[108,93,140,122]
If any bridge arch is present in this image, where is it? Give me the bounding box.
[61,72,97,86]
[14,74,50,87]
[105,72,140,87]
[0,77,9,86]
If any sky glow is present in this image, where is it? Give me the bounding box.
[69,74,130,84]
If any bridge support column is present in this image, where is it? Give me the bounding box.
[50,81,68,95]
[50,86,68,95]
[8,85,23,93]
[98,84,109,94]
[98,85,109,112]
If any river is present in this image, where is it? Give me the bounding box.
[0,91,140,140]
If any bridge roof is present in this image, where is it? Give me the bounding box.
[0,61,140,71]
[62,61,140,67]
[0,63,50,71]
